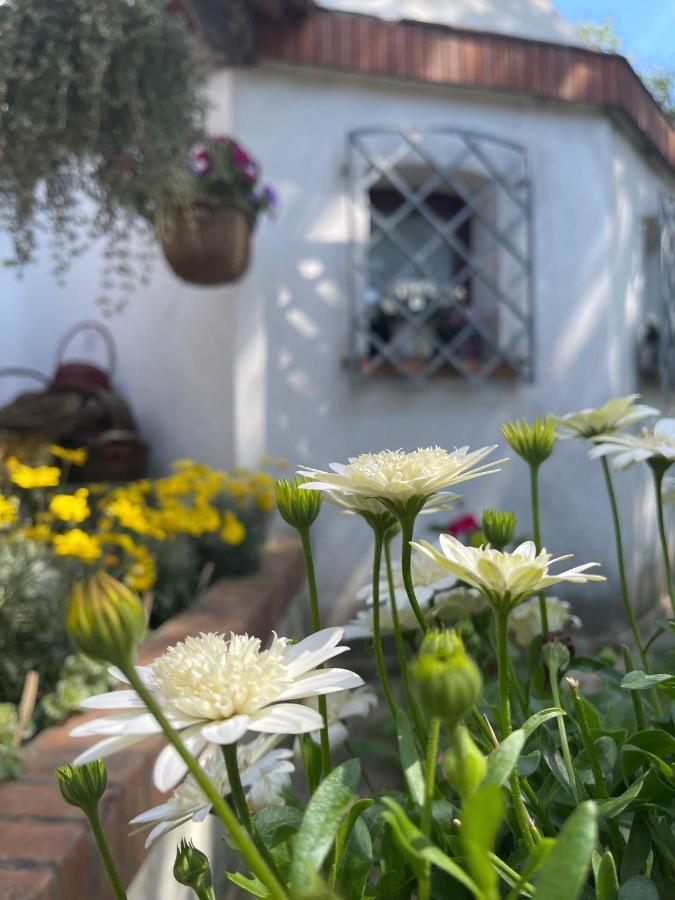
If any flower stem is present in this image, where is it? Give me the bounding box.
[529,464,549,635]
[622,645,647,731]
[652,465,675,617]
[221,743,283,880]
[600,458,651,668]
[83,805,127,900]
[398,514,429,633]
[547,664,578,803]
[384,537,424,742]
[299,527,331,777]
[125,669,288,900]
[371,527,397,718]
[495,607,537,852]
[419,716,441,900]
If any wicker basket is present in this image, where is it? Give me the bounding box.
[157,198,253,286]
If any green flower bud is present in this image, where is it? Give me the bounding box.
[275,476,322,530]
[541,639,571,675]
[442,724,487,799]
[57,760,107,812]
[481,509,516,550]
[66,571,146,668]
[501,417,556,467]
[597,646,618,668]
[410,630,482,726]
[174,839,214,899]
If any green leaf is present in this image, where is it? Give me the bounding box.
[460,784,503,899]
[622,730,675,781]
[621,672,675,691]
[521,707,566,739]
[533,801,598,899]
[595,851,619,900]
[621,814,652,883]
[332,798,373,885]
[483,729,526,787]
[289,758,361,894]
[226,871,267,897]
[617,876,659,900]
[396,707,424,807]
[518,750,541,777]
[252,805,303,848]
[597,775,645,818]
[336,817,373,900]
[381,797,481,896]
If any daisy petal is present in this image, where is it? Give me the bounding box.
[201,715,251,746]
[153,726,208,792]
[80,690,146,710]
[73,733,145,765]
[249,703,323,734]
[276,668,364,701]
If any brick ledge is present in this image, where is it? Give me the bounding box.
[0,530,305,900]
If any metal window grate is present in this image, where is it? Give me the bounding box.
[659,194,675,391]
[346,127,534,385]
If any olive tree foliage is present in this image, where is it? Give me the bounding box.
[0,0,208,309]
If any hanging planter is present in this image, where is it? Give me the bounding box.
[157,197,254,286]
[154,136,277,287]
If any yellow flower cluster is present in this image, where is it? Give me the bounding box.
[49,445,88,467]
[49,489,90,524]
[53,529,102,562]
[0,494,19,528]
[6,457,60,489]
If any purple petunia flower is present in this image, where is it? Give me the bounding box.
[188,144,211,177]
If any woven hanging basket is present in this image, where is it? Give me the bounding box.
[157,197,254,286]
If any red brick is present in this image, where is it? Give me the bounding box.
[0,867,59,900]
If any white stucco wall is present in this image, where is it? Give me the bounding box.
[226,64,674,631]
[0,61,673,633]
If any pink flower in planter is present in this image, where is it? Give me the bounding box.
[446,513,480,538]
[230,140,259,183]
[188,144,211,177]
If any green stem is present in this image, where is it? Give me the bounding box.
[384,537,424,742]
[652,465,675,617]
[84,806,127,900]
[419,717,441,900]
[529,464,549,635]
[371,527,398,718]
[600,458,651,668]
[221,743,283,881]
[399,515,429,633]
[547,665,578,803]
[495,608,536,851]
[125,669,288,900]
[299,527,331,777]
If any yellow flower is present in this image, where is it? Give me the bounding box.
[6,457,60,489]
[49,489,90,524]
[125,548,156,593]
[21,523,51,542]
[49,445,88,467]
[0,494,19,528]
[221,511,247,546]
[53,529,102,562]
[106,498,165,539]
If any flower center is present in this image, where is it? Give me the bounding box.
[151,633,293,721]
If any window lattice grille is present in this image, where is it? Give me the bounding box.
[346,127,534,384]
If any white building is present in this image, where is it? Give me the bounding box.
[2,0,675,631]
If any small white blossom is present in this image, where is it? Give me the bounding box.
[552,395,658,439]
[412,535,604,610]
[509,596,582,646]
[590,418,675,470]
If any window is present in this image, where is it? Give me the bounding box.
[347,128,534,384]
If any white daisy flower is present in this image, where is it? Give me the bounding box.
[324,491,458,519]
[298,446,503,508]
[508,596,582,646]
[551,395,658,440]
[589,418,675,471]
[303,687,378,748]
[130,736,293,846]
[411,534,604,611]
[72,627,362,791]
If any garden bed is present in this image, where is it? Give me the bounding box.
[0,530,304,900]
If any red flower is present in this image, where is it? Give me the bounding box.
[446,514,479,537]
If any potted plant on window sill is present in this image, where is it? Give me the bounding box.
[154,136,278,286]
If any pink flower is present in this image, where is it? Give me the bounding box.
[446,514,479,538]
[230,141,259,183]
[188,144,211,177]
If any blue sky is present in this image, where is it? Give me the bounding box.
[554,1,675,68]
